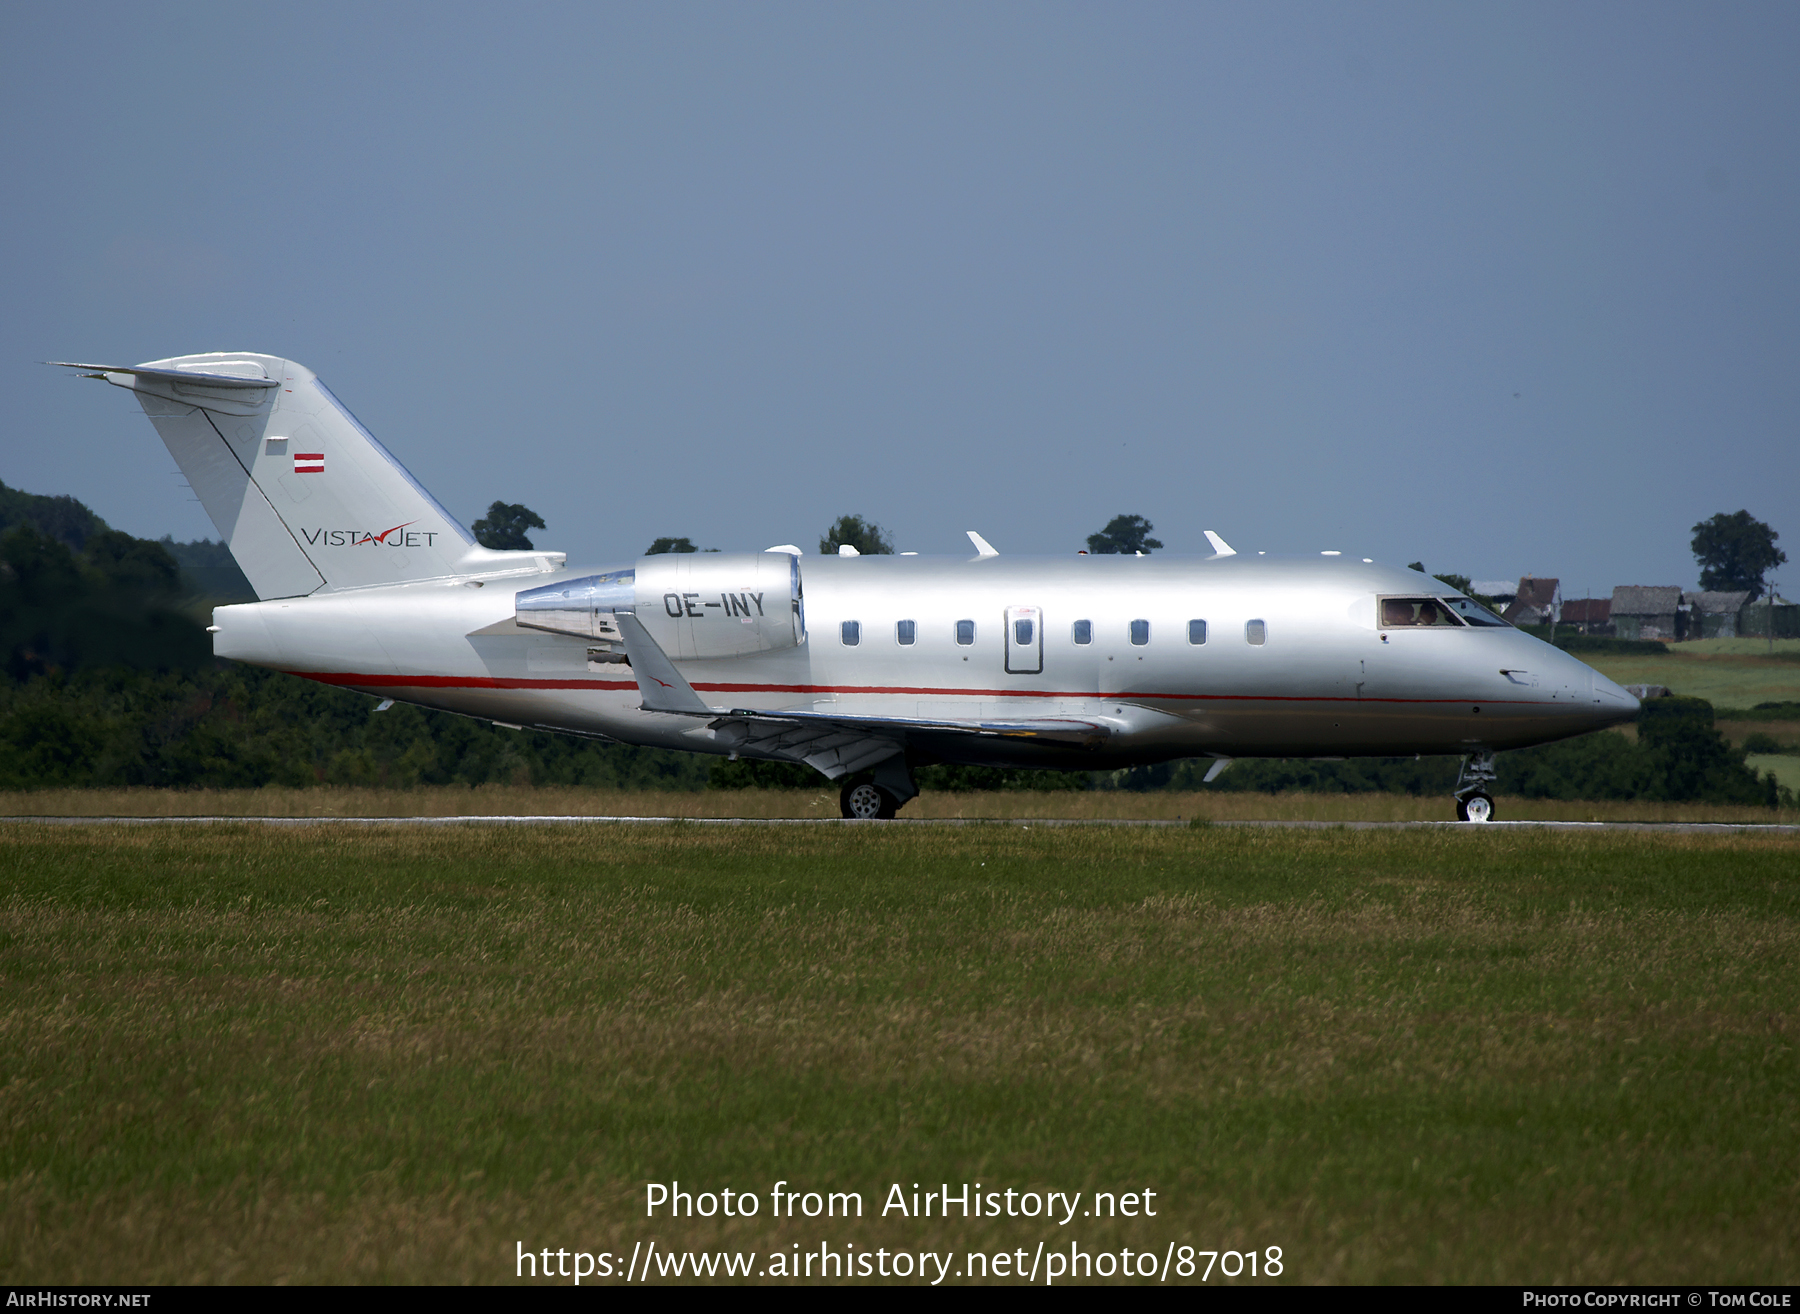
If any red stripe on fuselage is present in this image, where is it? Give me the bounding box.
[282,670,1551,707]
[290,671,635,690]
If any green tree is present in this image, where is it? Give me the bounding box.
[0,664,717,791]
[1691,510,1785,600]
[1635,696,1774,806]
[83,530,182,595]
[159,536,254,603]
[819,515,894,555]
[2,524,208,681]
[646,537,699,555]
[471,501,546,551]
[0,477,111,551]
[1087,514,1163,555]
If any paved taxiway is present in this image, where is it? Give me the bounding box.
[8,816,1798,834]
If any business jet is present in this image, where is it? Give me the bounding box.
[54,353,1639,821]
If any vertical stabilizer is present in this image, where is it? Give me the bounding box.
[58,353,560,598]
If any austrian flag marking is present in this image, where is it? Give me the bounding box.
[294,452,325,474]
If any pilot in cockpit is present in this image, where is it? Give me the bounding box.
[1383,598,1454,627]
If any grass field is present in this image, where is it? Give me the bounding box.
[1748,754,1800,794]
[2,821,1797,1284]
[1669,638,1800,659]
[1585,638,1800,711]
[1719,720,1800,752]
[3,784,1797,826]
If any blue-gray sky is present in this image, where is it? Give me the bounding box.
[4,2,1795,594]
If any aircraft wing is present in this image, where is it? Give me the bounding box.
[611,610,1108,778]
[707,707,1112,780]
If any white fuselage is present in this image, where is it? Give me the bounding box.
[212,552,1638,769]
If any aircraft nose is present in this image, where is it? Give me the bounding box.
[1589,668,1641,726]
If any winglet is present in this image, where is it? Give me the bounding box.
[1203,530,1237,559]
[1202,757,1233,783]
[967,531,999,557]
[612,612,714,715]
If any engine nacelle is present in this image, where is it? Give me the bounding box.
[515,551,804,659]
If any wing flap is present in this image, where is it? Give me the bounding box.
[722,706,1111,744]
[708,706,1113,778]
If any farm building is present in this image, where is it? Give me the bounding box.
[1682,591,1752,639]
[1611,585,1683,641]
[1560,597,1612,635]
[1741,593,1800,640]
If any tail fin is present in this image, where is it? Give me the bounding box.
[53,353,561,598]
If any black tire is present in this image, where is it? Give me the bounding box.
[839,778,897,820]
[1456,792,1495,823]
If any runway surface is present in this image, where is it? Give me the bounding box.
[7,815,1799,833]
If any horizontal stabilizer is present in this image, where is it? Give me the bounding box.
[49,361,279,390]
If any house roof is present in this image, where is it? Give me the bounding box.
[1513,577,1560,609]
[1561,598,1612,623]
[1611,585,1682,615]
[1682,590,1752,614]
[1500,577,1560,623]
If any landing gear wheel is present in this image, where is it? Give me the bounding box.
[839,778,897,820]
[1456,792,1495,823]
[1453,751,1498,824]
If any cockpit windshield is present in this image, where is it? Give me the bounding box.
[1442,596,1511,628]
[1380,596,1463,628]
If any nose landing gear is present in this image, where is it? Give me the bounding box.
[1454,751,1497,822]
[1457,792,1494,823]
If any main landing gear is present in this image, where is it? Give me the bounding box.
[840,777,899,820]
[837,759,919,820]
[1454,750,1497,823]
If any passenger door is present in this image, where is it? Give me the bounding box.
[1004,605,1043,674]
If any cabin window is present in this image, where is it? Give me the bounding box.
[1188,619,1207,645]
[1072,619,1093,645]
[1443,597,1511,628]
[896,619,916,645]
[1013,618,1035,647]
[1130,619,1150,646]
[955,619,976,646]
[1379,597,1463,628]
[1246,619,1266,645]
[841,620,861,646]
